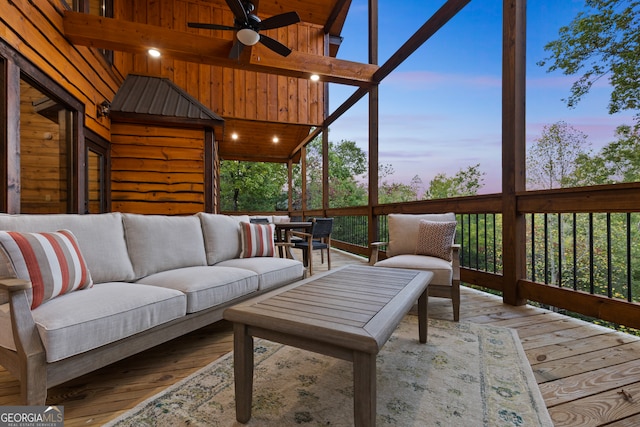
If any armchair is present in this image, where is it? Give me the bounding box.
[369,213,460,321]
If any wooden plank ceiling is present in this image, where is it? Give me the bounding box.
[63,0,367,164]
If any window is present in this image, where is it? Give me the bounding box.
[19,77,75,213]
[1,40,86,214]
[85,130,110,213]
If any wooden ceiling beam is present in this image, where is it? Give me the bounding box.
[63,11,377,86]
[373,0,471,82]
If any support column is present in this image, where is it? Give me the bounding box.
[368,0,379,248]
[502,0,527,306]
[5,59,20,213]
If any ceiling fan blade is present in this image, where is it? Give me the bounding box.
[187,22,237,31]
[259,34,292,57]
[225,0,248,22]
[259,11,300,30]
[229,39,245,59]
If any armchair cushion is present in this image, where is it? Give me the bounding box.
[374,254,453,286]
[387,212,456,257]
[415,220,457,261]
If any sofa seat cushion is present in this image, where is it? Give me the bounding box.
[374,254,452,286]
[216,258,304,291]
[30,282,186,363]
[135,266,259,313]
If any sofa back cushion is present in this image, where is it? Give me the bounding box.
[0,230,93,309]
[122,214,207,278]
[387,213,457,257]
[197,213,247,264]
[0,213,135,284]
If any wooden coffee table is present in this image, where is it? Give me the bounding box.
[223,264,433,427]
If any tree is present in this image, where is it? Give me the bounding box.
[379,174,422,204]
[219,161,288,211]
[423,164,485,199]
[301,138,367,209]
[538,1,640,122]
[571,125,640,186]
[527,121,590,189]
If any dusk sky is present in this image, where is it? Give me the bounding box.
[327,0,635,194]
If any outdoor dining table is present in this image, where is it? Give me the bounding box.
[274,221,312,259]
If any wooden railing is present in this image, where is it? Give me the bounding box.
[281,182,640,330]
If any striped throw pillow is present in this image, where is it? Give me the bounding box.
[240,222,276,258]
[0,230,93,309]
[415,220,457,261]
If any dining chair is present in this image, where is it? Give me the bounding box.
[291,218,333,275]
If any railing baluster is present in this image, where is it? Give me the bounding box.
[589,213,595,294]
[475,214,479,269]
[627,212,632,302]
[544,213,549,284]
[492,214,497,273]
[483,213,488,271]
[573,212,578,291]
[558,213,562,287]
[530,214,536,281]
[607,213,612,298]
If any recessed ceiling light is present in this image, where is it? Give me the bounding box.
[148,48,161,58]
[310,74,320,82]
[273,137,279,143]
[231,132,238,140]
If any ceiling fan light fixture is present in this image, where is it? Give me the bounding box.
[237,28,260,46]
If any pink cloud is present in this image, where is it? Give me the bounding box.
[384,71,501,89]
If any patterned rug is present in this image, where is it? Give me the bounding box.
[105,316,552,426]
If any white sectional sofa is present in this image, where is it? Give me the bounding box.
[0,212,304,405]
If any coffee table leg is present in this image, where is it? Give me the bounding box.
[233,323,254,423]
[418,288,428,343]
[353,351,376,427]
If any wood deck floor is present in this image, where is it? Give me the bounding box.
[1,249,639,426]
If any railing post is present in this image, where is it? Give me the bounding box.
[368,0,380,254]
[502,0,527,306]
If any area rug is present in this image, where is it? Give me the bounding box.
[105,316,552,426]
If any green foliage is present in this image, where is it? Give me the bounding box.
[538,0,640,122]
[300,137,368,209]
[572,125,640,185]
[219,161,287,211]
[423,164,485,199]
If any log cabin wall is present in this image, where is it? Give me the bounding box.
[2,0,120,213]
[2,0,326,214]
[2,0,121,143]
[112,0,325,126]
[110,124,206,215]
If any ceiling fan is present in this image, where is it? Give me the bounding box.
[188,0,300,59]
